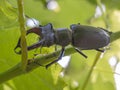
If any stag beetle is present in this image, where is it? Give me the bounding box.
[14,23,111,68]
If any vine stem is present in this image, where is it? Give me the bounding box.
[17,0,28,71]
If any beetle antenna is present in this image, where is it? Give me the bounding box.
[27,39,44,51]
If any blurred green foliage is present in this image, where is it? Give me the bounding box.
[0,0,120,90]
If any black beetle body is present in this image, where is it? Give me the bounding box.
[14,23,111,68]
[71,24,110,50]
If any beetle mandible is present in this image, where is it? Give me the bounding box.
[14,23,111,68]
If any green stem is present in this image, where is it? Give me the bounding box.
[81,52,101,90]
[111,31,120,42]
[17,0,28,71]
[0,64,23,84]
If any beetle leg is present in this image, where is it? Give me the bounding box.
[74,48,87,58]
[45,47,65,69]
[27,39,44,51]
[95,49,105,52]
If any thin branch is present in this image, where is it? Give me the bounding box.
[111,31,120,42]
[17,0,28,71]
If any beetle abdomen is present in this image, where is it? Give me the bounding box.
[71,24,110,50]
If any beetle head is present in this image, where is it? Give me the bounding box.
[39,23,55,47]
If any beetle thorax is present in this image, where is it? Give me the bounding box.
[54,28,72,47]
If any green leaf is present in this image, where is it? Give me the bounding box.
[0,28,20,72]
[12,65,66,90]
[0,84,3,90]
[92,74,115,90]
[0,0,18,29]
[50,64,63,84]
[24,0,95,26]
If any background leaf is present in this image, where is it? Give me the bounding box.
[0,0,18,29]
[0,0,120,90]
